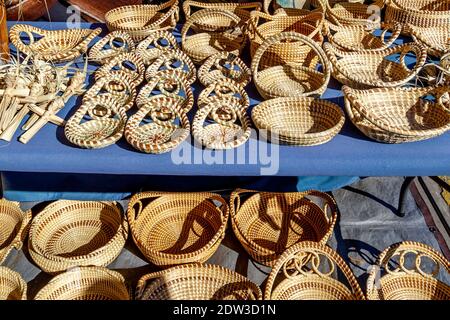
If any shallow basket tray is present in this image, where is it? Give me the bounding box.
[0,267,27,300]
[408,24,450,57]
[127,192,229,267]
[28,200,128,274]
[136,263,262,300]
[34,266,130,300]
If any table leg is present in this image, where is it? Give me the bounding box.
[0,1,9,61]
[398,176,415,217]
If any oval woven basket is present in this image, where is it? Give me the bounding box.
[343,85,450,143]
[252,32,331,99]
[105,0,179,41]
[323,0,385,28]
[28,200,128,274]
[198,78,250,109]
[95,52,146,88]
[408,24,450,57]
[136,263,262,300]
[127,192,229,267]
[136,30,179,65]
[9,24,101,63]
[230,189,338,267]
[198,52,251,87]
[0,199,32,265]
[0,267,27,300]
[35,266,130,300]
[367,241,450,300]
[252,97,345,146]
[265,241,365,300]
[89,31,136,64]
[324,42,427,88]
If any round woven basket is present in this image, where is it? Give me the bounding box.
[367,241,450,300]
[35,266,130,300]
[136,30,179,65]
[252,32,331,99]
[28,200,128,274]
[265,241,365,300]
[0,199,32,265]
[9,24,101,63]
[136,263,262,300]
[127,192,229,267]
[408,24,450,57]
[95,52,146,88]
[251,97,345,146]
[0,267,27,300]
[343,85,450,143]
[145,49,197,84]
[230,189,338,267]
[89,31,136,64]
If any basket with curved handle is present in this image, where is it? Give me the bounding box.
[265,241,365,300]
[198,78,250,110]
[89,31,136,64]
[323,0,385,28]
[95,52,146,88]
[135,30,179,65]
[263,0,325,14]
[183,0,261,20]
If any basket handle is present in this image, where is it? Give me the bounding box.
[397,43,427,74]
[135,269,172,299]
[184,0,261,19]
[379,22,401,47]
[9,24,44,52]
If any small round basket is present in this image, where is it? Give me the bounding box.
[89,31,136,64]
[252,97,345,146]
[264,241,365,300]
[136,263,262,300]
[127,192,229,267]
[0,267,27,300]
[34,266,130,300]
[367,241,450,300]
[28,200,128,274]
[230,189,338,267]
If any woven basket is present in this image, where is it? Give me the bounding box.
[89,31,136,64]
[136,30,179,65]
[324,42,427,88]
[198,52,252,87]
[124,96,190,154]
[0,199,32,265]
[409,24,450,57]
[34,266,130,300]
[230,189,338,267]
[0,267,27,300]
[322,0,385,28]
[183,0,262,23]
[265,241,365,300]
[367,241,450,300]
[95,52,145,88]
[181,9,246,64]
[28,200,128,274]
[136,263,262,300]
[9,24,101,63]
[252,32,331,99]
[252,97,345,146]
[105,0,179,41]
[198,78,250,109]
[343,85,450,143]
[127,192,229,267]
[192,96,252,150]
[247,11,324,69]
[264,0,322,15]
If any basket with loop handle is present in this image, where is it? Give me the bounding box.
[95,52,145,88]
[89,31,136,64]
[265,241,365,300]
[343,85,450,143]
[0,199,32,265]
[135,30,179,65]
[324,42,427,88]
[198,78,250,109]
[9,24,101,63]
[192,96,252,150]
[408,24,450,57]
[247,11,324,69]
[252,32,331,100]
[198,52,251,87]
[367,241,450,300]
[145,49,196,85]
[127,191,229,267]
[34,266,130,300]
[124,96,190,154]
[252,97,345,146]
[105,0,179,41]
[0,267,27,300]
[28,200,128,274]
[321,0,385,29]
[181,9,247,64]
[230,189,338,267]
[324,21,401,52]
[264,0,319,15]
[136,263,262,300]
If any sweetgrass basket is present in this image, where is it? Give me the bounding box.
[251,97,345,146]
[252,32,331,99]
[127,192,229,267]
[135,30,179,65]
[230,189,338,267]
[367,241,450,300]
[322,0,385,28]
[34,266,130,300]
[183,0,262,23]
[145,49,196,84]
[198,78,250,109]
[28,200,128,274]
[0,199,32,265]
[89,31,136,64]
[0,267,27,300]
[343,85,450,143]
[136,263,262,300]
[408,24,450,57]
[265,241,365,300]
[95,52,146,88]
[9,24,101,63]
